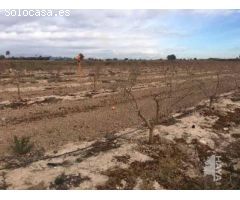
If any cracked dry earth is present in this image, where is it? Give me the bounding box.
[0,92,240,190]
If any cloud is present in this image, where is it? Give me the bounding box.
[189,9,240,16]
[0,9,239,58]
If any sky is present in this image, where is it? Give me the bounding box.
[0,9,240,59]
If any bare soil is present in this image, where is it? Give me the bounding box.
[0,91,240,189]
[0,60,240,189]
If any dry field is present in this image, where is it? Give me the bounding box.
[0,59,240,189]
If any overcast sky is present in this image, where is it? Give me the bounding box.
[0,10,240,59]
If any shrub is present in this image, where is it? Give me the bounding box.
[194,71,221,108]
[54,173,66,186]
[11,135,34,155]
[124,66,193,143]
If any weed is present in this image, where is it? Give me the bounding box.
[49,173,90,190]
[11,135,34,155]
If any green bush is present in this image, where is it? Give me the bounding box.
[11,135,34,155]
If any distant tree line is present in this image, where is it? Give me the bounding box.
[9,56,51,60]
[1,50,240,61]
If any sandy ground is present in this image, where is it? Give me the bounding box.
[0,61,240,189]
[0,91,240,189]
[0,64,237,157]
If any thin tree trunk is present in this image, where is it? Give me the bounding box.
[149,127,154,144]
[93,74,96,91]
[209,96,213,108]
[77,62,82,76]
[155,98,160,124]
[17,82,21,101]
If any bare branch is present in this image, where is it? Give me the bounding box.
[124,89,152,130]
